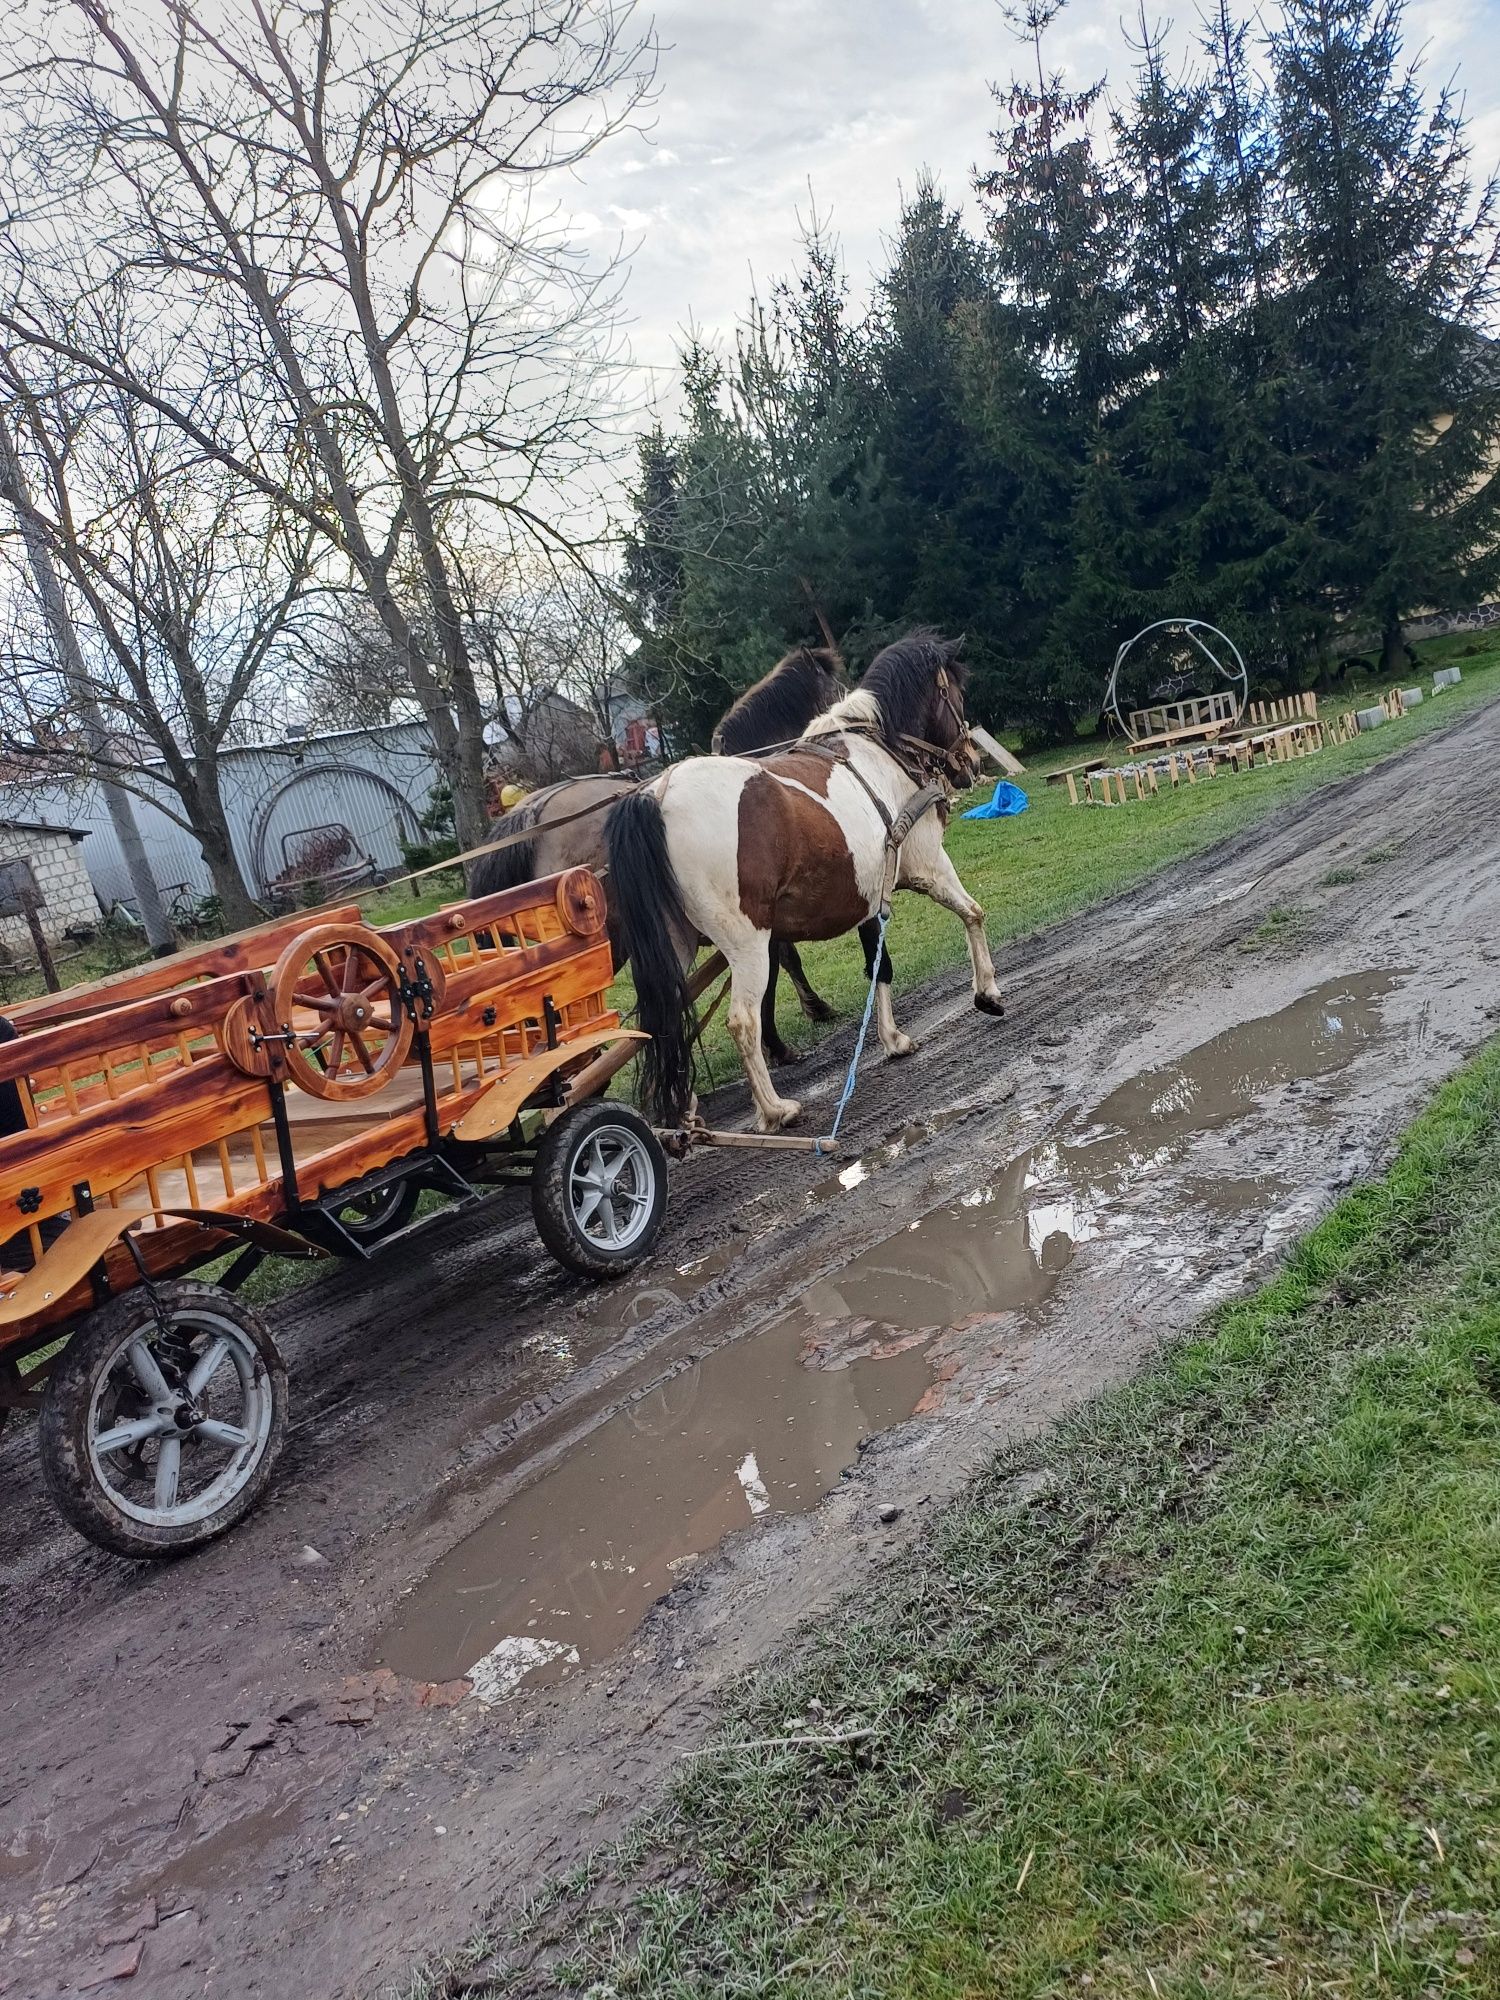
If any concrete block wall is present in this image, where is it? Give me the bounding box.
[0,828,102,950]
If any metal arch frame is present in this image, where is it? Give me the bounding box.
[246,761,424,900]
[1103,619,1249,742]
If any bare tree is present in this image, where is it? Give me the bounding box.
[451,546,634,780]
[0,0,657,854]
[552,565,637,746]
[0,414,176,952]
[0,350,316,929]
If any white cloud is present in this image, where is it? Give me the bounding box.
[564,0,1500,405]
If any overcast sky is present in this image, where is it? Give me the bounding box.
[562,0,1500,422]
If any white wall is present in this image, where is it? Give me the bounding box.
[0,828,100,947]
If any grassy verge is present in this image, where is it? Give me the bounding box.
[413,1031,1500,1999]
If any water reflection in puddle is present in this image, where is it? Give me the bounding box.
[613,1240,741,1329]
[379,972,1395,1697]
[802,972,1393,1327]
[377,1319,932,1695]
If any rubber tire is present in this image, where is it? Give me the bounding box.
[39,1281,288,1561]
[333,1176,422,1246]
[531,1101,668,1280]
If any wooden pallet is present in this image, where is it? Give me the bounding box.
[1242,718,1325,764]
[1127,690,1240,737]
[1070,750,1218,805]
[1068,712,1335,805]
[1244,691,1319,726]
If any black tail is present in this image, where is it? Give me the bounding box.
[604,790,695,1123]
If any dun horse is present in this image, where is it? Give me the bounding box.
[605,631,1004,1133]
[471,645,881,1061]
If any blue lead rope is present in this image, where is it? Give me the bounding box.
[816,908,891,1154]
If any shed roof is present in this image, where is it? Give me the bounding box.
[0,818,89,842]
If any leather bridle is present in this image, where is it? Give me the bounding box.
[888,665,980,790]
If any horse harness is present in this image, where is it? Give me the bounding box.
[395,670,972,906]
[750,671,975,912]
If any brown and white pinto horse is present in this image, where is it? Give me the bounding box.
[471,645,870,1062]
[605,631,1004,1132]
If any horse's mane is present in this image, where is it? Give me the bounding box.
[807,629,967,752]
[468,781,565,896]
[711,645,843,755]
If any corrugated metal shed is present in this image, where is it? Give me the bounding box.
[0,721,441,915]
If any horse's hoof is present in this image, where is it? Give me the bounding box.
[799,997,837,1024]
[974,991,1006,1018]
[756,1098,802,1133]
[885,1034,916,1059]
[766,1042,804,1066]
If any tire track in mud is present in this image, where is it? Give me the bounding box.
[2,701,1498,2000]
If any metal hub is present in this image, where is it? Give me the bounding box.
[568,1126,656,1251]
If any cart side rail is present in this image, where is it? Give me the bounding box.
[6,905,365,1033]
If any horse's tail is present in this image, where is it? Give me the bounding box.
[604,790,695,1123]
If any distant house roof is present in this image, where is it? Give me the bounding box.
[0,819,88,842]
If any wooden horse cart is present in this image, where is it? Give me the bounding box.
[0,868,664,1559]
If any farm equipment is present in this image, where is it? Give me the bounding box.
[0,868,664,1559]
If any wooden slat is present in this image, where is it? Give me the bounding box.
[387,875,586,957]
[423,938,615,1061]
[7,906,364,1031]
[0,1054,271,1216]
[0,969,260,1090]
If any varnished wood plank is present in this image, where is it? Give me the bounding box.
[7,906,363,1031]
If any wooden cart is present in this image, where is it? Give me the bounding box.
[0,868,664,1559]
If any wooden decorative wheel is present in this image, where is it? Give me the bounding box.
[269,923,412,1100]
[556,867,608,937]
[221,994,274,1078]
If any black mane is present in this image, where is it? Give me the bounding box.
[858,629,967,748]
[468,781,562,897]
[712,645,843,755]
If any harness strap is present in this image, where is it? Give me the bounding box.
[887,779,949,851]
[377,777,642,898]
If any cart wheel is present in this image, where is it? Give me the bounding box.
[332,1177,422,1246]
[270,922,413,1101]
[531,1101,667,1279]
[39,1281,288,1560]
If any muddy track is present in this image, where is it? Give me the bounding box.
[3,704,1498,1999]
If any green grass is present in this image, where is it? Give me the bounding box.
[1240,904,1307,953]
[412,1029,1500,2000]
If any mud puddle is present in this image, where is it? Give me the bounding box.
[806,972,1392,1328]
[1090,970,1398,1135]
[608,1111,973,1323]
[376,1317,932,1696]
[613,1240,742,1328]
[378,973,1393,1701]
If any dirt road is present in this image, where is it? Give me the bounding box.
[3,705,1498,1999]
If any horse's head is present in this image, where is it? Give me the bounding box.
[861,630,982,789]
[800,645,848,714]
[922,640,983,789]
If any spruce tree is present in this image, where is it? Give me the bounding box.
[1200,0,1275,318]
[976,0,1125,417]
[1112,7,1226,373]
[1270,0,1500,672]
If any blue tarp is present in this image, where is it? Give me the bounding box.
[962,780,1029,820]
